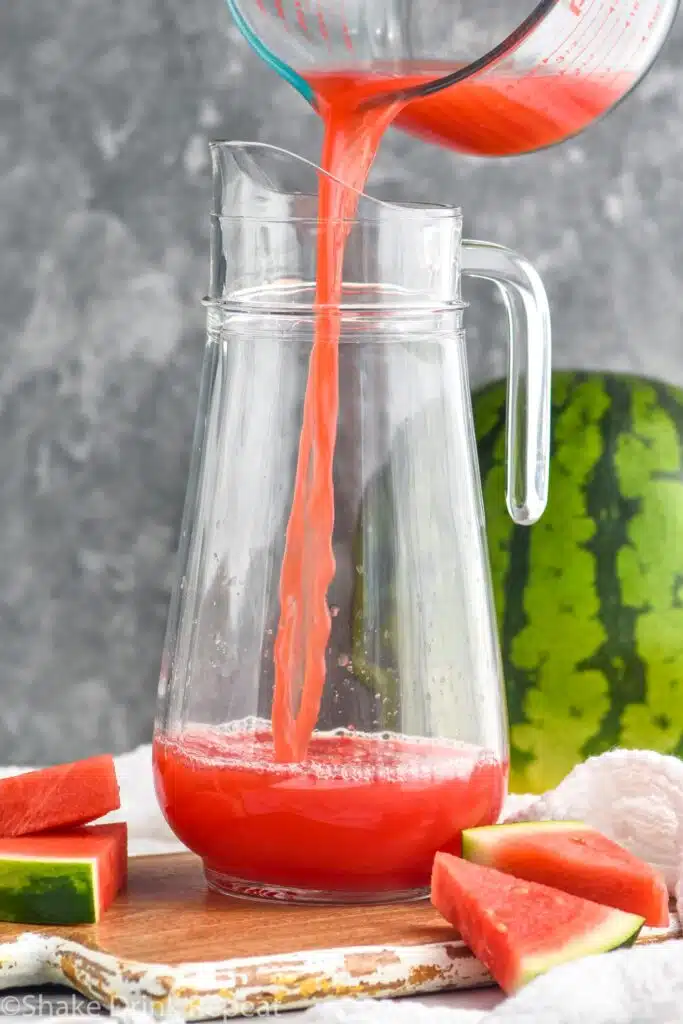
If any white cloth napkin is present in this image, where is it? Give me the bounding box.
[2,746,682,1023]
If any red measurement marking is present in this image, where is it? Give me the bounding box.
[340,0,353,50]
[599,30,632,72]
[602,20,648,94]
[510,1,602,84]
[539,0,602,68]
[570,0,586,14]
[562,2,616,75]
[316,0,329,42]
[583,0,648,77]
[274,0,286,19]
[294,0,308,32]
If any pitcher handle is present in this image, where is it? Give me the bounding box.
[461,240,552,526]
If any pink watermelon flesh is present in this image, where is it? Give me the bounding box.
[462,821,669,928]
[0,755,120,837]
[431,852,644,994]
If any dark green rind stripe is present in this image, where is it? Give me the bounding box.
[0,860,96,925]
[473,383,507,468]
[473,383,527,730]
[473,380,510,631]
[502,520,532,731]
[653,381,683,759]
[615,377,683,755]
[350,455,401,728]
[580,374,648,760]
[618,924,644,950]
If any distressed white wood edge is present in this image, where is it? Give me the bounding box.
[0,913,678,1021]
[0,931,490,1019]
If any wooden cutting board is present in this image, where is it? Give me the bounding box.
[0,853,678,1020]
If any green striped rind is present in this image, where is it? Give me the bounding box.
[0,858,97,925]
[474,371,683,794]
[517,908,644,991]
[461,820,589,863]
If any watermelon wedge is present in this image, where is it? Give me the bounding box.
[0,822,127,925]
[462,821,669,928]
[431,852,644,994]
[0,755,120,837]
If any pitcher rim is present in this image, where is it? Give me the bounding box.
[209,139,464,219]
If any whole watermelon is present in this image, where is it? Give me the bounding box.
[474,371,683,795]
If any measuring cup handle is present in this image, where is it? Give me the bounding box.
[461,239,552,526]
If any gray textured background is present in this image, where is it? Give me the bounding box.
[2,0,682,764]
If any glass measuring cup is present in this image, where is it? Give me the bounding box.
[152,141,552,903]
[226,0,679,155]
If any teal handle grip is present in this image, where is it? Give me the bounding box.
[224,0,316,105]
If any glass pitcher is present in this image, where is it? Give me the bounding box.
[153,141,551,904]
[226,0,680,155]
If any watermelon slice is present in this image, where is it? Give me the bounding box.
[0,755,120,837]
[431,852,644,994]
[0,822,127,925]
[462,820,669,928]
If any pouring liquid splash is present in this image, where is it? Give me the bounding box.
[271,94,402,762]
[270,60,627,762]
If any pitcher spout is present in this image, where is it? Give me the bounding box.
[207,141,464,309]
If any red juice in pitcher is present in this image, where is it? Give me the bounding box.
[152,61,558,901]
[153,723,507,897]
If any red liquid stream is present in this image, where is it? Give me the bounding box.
[271,67,627,762]
[270,93,401,762]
